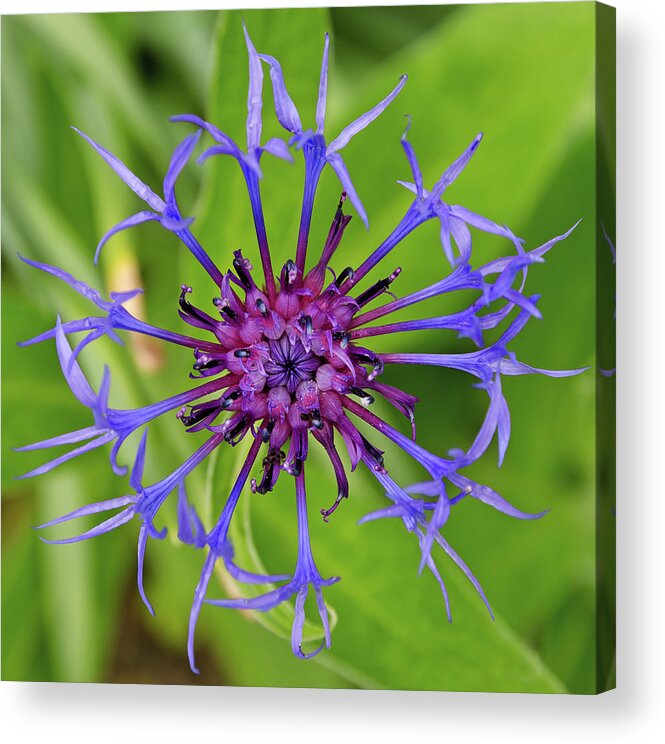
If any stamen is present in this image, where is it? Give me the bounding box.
[299,315,314,339]
[322,192,351,263]
[354,267,402,308]
[348,386,375,405]
[262,419,276,442]
[177,401,221,428]
[221,389,241,409]
[193,357,224,372]
[179,285,220,330]
[281,259,298,289]
[334,266,354,288]
[320,488,347,522]
[310,409,324,430]
[333,331,350,349]
[224,416,248,445]
[232,250,254,289]
[213,297,238,321]
[252,447,284,494]
[361,435,385,471]
[351,350,384,380]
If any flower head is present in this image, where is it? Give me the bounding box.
[17,29,586,673]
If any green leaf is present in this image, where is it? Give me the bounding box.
[17,13,165,170]
[34,468,132,681]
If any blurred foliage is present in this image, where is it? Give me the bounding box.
[2,4,600,692]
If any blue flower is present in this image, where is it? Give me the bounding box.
[73,125,224,285]
[259,30,406,238]
[17,28,587,673]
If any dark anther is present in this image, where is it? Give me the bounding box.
[329,192,350,241]
[179,285,195,313]
[180,285,218,327]
[291,458,303,477]
[308,408,324,430]
[256,298,268,316]
[178,402,219,428]
[334,266,355,288]
[193,358,224,372]
[254,447,286,494]
[352,350,384,380]
[215,299,237,321]
[361,436,385,469]
[317,193,352,276]
[298,410,324,429]
[333,331,350,349]
[355,267,402,308]
[262,420,276,443]
[224,416,248,445]
[234,348,251,358]
[299,315,313,337]
[221,390,241,409]
[281,259,298,289]
[349,386,375,405]
[233,252,253,289]
[352,351,379,368]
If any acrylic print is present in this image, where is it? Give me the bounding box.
[1,3,616,693]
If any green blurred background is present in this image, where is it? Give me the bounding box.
[2,4,601,692]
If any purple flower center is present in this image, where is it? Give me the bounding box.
[264,335,321,393]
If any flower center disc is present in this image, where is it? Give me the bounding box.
[264,334,321,393]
